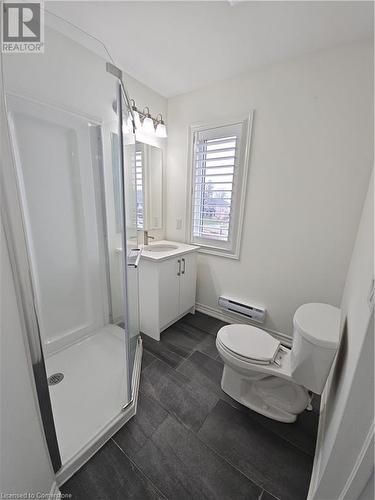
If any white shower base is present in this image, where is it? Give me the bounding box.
[45,324,129,465]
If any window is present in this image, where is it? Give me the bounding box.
[135,144,144,230]
[189,113,253,258]
[110,132,122,233]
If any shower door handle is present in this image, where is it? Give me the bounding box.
[127,248,142,268]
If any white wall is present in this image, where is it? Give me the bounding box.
[309,173,374,500]
[166,40,373,337]
[0,224,55,494]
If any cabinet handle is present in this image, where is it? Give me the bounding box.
[177,259,181,276]
[181,258,185,275]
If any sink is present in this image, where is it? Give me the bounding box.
[145,244,179,252]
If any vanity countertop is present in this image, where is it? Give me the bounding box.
[141,240,200,262]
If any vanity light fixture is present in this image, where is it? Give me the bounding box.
[128,99,167,138]
[142,107,155,134]
[155,114,167,138]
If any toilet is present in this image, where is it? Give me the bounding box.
[216,303,341,423]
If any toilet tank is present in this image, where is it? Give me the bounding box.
[291,303,341,394]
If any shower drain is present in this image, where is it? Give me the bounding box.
[48,373,64,386]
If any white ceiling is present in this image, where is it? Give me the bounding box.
[46,1,373,97]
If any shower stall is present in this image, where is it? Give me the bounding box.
[1,12,141,484]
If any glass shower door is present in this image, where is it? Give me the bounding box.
[123,116,141,379]
[1,10,139,474]
[108,82,140,400]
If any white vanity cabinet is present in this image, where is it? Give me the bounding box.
[139,242,199,340]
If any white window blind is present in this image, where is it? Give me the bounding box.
[190,117,252,258]
[135,148,144,229]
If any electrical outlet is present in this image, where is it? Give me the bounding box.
[176,217,182,230]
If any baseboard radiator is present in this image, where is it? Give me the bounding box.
[218,296,266,324]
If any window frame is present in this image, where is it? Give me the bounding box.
[187,112,253,259]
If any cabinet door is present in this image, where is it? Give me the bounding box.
[179,253,197,315]
[158,258,181,329]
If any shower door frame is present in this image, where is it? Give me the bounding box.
[115,79,132,406]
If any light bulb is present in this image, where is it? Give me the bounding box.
[133,111,141,130]
[156,122,167,138]
[142,116,155,134]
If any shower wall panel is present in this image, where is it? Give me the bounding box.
[7,96,107,355]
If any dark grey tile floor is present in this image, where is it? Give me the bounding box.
[61,312,319,500]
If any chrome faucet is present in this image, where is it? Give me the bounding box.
[143,230,155,246]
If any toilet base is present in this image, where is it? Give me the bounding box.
[220,365,309,423]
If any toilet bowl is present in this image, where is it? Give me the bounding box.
[216,303,341,423]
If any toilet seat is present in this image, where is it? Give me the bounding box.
[217,324,281,365]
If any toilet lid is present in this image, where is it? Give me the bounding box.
[217,324,281,363]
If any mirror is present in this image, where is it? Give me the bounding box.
[135,141,163,231]
[110,136,163,234]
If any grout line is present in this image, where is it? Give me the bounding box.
[242,411,318,459]
[111,438,169,500]
[141,343,186,368]
[182,323,217,337]
[168,328,222,364]
[194,404,213,434]
[262,488,281,500]
[174,349,195,370]
[175,320,212,337]
[142,350,182,370]
[267,432,316,459]
[191,405,266,492]
[179,316,219,337]
[195,347,222,363]
[176,347,221,371]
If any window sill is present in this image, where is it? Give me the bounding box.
[194,244,240,260]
